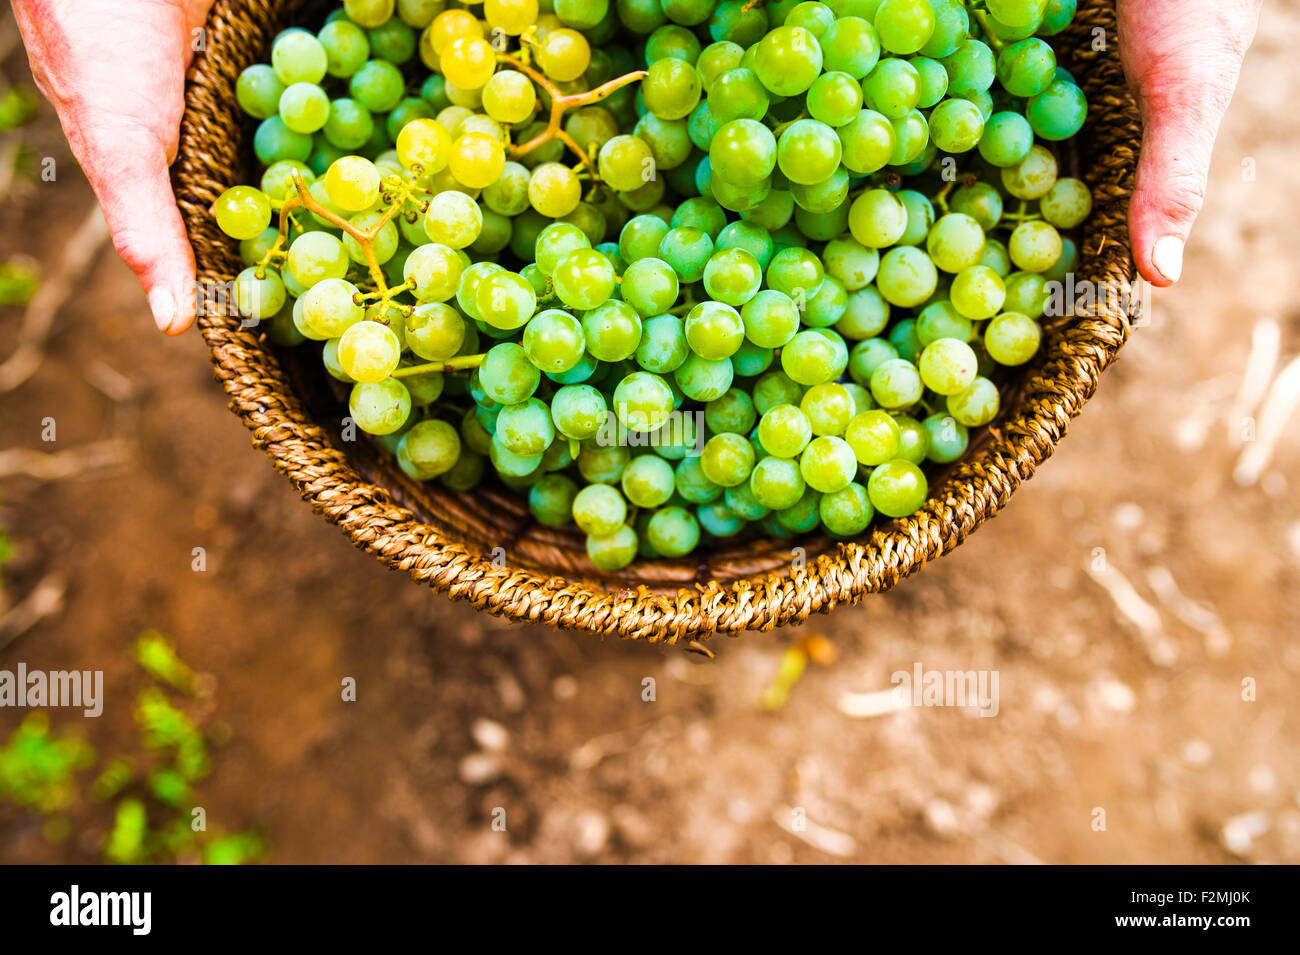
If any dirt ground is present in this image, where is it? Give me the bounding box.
[1,6,1297,865]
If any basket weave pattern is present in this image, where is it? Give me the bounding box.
[174,0,1141,641]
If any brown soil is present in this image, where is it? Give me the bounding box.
[1,5,1298,864]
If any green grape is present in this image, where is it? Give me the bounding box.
[836,287,890,339]
[586,525,638,570]
[917,337,977,395]
[618,257,678,316]
[496,398,556,457]
[709,119,777,187]
[702,248,762,306]
[578,444,632,485]
[922,413,968,463]
[889,316,922,362]
[928,97,985,153]
[708,0,770,46]
[819,15,881,79]
[423,191,483,249]
[338,320,402,383]
[279,82,331,134]
[233,267,286,321]
[715,220,775,269]
[287,231,349,287]
[896,189,935,245]
[683,301,744,360]
[404,302,465,361]
[480,342,541,404]
[535,221,592,274]
[404,243,464,302]
[572,484,628,536]
[349,59,406,112]
[397,419,460,479]
[790,167,850,216]
[482,162,533,217]
[213,185,273,240]
[867,458,927,516]
[996,37,1057,98]
[300,277,363,337]
[1040,0,1076,35]
[823,235,879,291]
[674,353,734,401]
[800,382,854,435]
[1027,78,1087,141]
[838,109,895,174]
[800,435,857,493]
[800,275,847,328]
[323,98,376,150]
[951,181,1004,232]
[927,213,986,273]
[489,437,543,479]
[845,409,901,465]
[642,57,703,120]
[553,248,617,310]
[707,67,770,123]
[701,433,756,486]
[941,39,994,99]
[987,0,1047,29]
[522,309,585,373]
[646,506,701,557]
[1040,178,1092,229]
[819,482,873,535]
[613,372,675,432]
[552,384,609,440]
[874,0,936,56]
[1003,271,1051,318]
[862,58,920,119]
[786,1,835,37]
[765,245,825,299]
[754,25,824,96]
[749,456,806,510]
[582,300,643,362]
[255,116,313,165]
[806,71,864,127]
[776,486,822,532]
[723,481,771,521]
[273,31,328,85]
[759,403,813,458]
[704,388,757,435]
[915,300,970,346]
[740,188,796,230]
[237,64,287,120]
[776,119,842,185]
[658,226,715,282]
[634,113,693,170]
[876,246,938,307]
[950,265,1006,319]
[530,473,581,526]
[675,456,723,503]
[696,40,746,88]
[976,110,1033,167]
[753,369,804,415]
[738,289,798,349]
[1002,144,1058,199]
[671,197,728,238]
[732,339,775,376]
[848,188,908,248]
[635,313,691,373]
[868,357,922,408]
[1041,235,1078,283]
[984,311,1042,365]
[946,375,1000,426]
[621,455,676,508]
[1008,220,1063,273]
[889,110,927,165]
[349,378,412,435]
[620,215,672,263]
[910,55,948,107]
[920,0,968,57]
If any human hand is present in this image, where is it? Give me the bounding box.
[13,0,215,334]
[1118,0,1262,287]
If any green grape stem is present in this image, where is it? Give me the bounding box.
[970,8,1007,54]
[391,354,486,377]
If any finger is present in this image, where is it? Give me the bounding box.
[1119,0,1262,287]
[79,123,197,335]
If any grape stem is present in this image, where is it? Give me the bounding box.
[497,53,647,170]
[391,354,486,377]
[970,8,1007,54]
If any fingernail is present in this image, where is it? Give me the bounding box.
[148,287,176,332]
[1152,236,1184,284]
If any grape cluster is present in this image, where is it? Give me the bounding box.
[212,0,1093,571]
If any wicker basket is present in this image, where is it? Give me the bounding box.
[174,0,1141,642]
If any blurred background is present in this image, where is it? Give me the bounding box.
[1,3,1297,864]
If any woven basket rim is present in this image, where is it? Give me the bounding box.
[174,0,1141,642]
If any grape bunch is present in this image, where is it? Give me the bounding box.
[211,0,1093,571]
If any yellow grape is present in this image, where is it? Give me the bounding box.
[448,131,507,189]
[528,161,581,217]
[395,118,452,173]
[435,105,474,136]
[444,79,484,109]
[425,9,482,58]
[441,37,496,90]
[482,70,537,124]
[538,28,590,83]
[484,0,538,35]
[324,156,381,211]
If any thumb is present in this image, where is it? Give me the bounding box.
[79,123,197,335]
[1119,0,1261,287]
